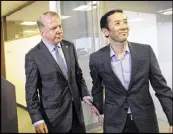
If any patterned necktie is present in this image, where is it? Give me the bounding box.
[54,45,68,80]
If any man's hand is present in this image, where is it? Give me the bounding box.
[83,97,100,116]
[98,114,104,125]
[83,97,93,106]
[35,122,48,133]
[169,126,172,133]
[90,105,100,116]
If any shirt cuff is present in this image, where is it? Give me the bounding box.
[33,120,45,126]
[83,96,92,101]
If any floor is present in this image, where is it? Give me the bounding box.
[17,107,169,133]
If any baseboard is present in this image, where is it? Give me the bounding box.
[17,103,27,111]
[86,122,102,132]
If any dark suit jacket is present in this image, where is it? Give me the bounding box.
[89,42,173,133]
[25,40,89,133]
[1,77,18,133]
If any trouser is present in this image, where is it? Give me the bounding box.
[122,114,139,133]
[68,102,86,133]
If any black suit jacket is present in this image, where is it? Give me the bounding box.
[1,77,18,133]
[25,40,89,132]
[89,42,172,133]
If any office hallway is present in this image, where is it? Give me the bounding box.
[17,107,169,133]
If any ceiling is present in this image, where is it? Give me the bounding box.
[1,1,28,16]
[1,1,49,21]
[1,1,172,22]
[1,1,172,41]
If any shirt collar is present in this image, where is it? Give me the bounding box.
[110,43,130,58]
[42,38,61,52]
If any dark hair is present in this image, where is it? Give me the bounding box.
[37,11,60,31]
[100,9,123,30]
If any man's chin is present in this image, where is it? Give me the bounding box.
[54,38,63,44]
[119,38,127,43]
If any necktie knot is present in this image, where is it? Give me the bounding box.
[54,45,60,50]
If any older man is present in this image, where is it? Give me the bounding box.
[25,11,99,133]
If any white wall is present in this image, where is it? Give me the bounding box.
[157,22,172,62]
[4,35,41,107]
[150,22,172,122]
[124,11,158,57]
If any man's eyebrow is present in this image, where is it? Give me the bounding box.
[114,19,127,22]
[51,25,59,29]
[50,26,57,29]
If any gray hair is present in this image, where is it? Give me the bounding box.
[37,11,60,31]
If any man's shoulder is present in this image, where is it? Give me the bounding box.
[26,41,42,56]
[62,39,73,46]
[129,41,150,49]
[90,45,108,62]
[91,45,108,56]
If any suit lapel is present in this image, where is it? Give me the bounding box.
[128,42,138,90]
[101,45,126,90]
[39,41,65,78]
[61,41,71,78]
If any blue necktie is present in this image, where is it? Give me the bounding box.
[54,45,68,80]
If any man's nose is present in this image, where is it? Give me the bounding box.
[120,24,127,29]
[120,22,128,29]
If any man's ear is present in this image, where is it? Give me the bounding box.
[40,30,44,37]
[102,28,109,37]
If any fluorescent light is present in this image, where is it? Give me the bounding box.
[158,8,172,15]
[60,16,71,19]
[23,30,37,33]
[73,5,88,11]
[73,5,97,11]
[20,21,37,25]
[161,10,172,15]
[87,1,99,5]
[128,18,143,22]
[158,8,172,13]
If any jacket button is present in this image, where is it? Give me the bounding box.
[124,108,128,111]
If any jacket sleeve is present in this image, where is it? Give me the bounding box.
[25,53,43,124]
[89,54,104,114]
[72,44,90,99]
[149,45,173,125]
